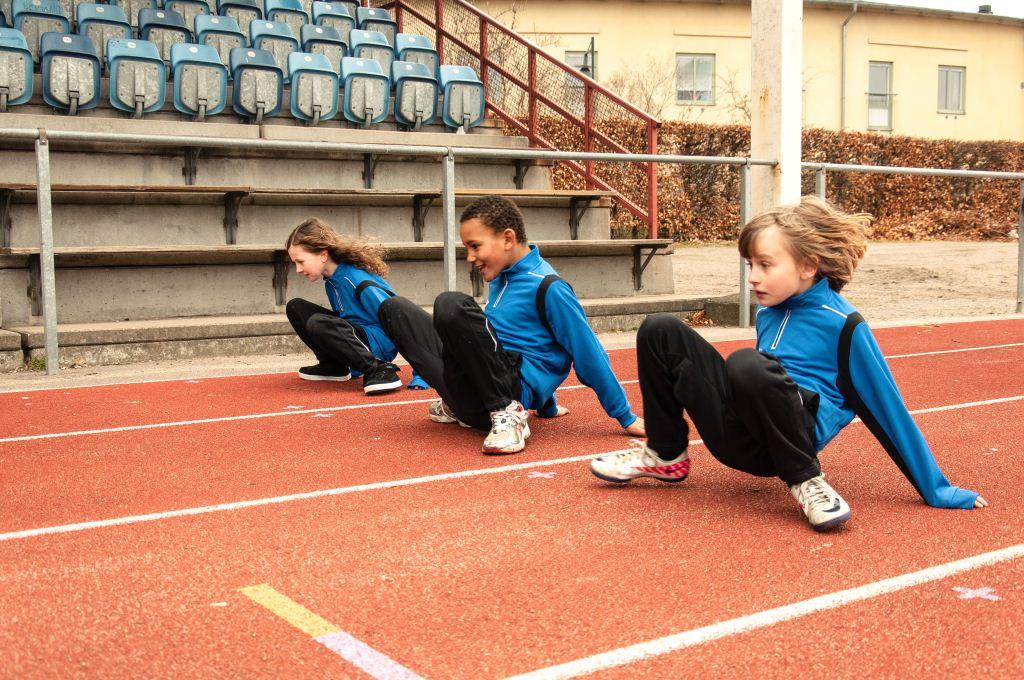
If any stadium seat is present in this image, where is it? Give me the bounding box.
[439,64,484,131]
[311,1,352,42]
[194,14,243,68]
[391,60,437,130]
[55,0,89,29]
[138,8,191,63]
[40,32,100,114]
[216,0,260,28]
[229,45,281,122]
[355,6,394,46]
[112,0,156,32]
[76,3,130,68]
[249,19,295,80]
[395,33,437,78]
[0,27,33,111]
[163,0,209,32]
[171,42,226,119]
[287,50,336,125]
[12,0,70,63]
[299,23,342,72]
[263,0,306,42]
[107,38,166,117]
[349,28,391,72]
[341,55,387,127]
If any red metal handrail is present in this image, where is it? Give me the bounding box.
[376,0,661,237]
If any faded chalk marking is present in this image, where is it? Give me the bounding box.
[283,405,304,410]
[528,471,557,479]
[506,543,1024,680]
[240,584,424,679]
[312,413,334,419]
[952,586,1001,601]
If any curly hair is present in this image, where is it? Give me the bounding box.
[738,196,872,292]
[285,218,389,278]
[459,195,528,243]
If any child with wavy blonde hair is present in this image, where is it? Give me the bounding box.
[285,218,423,395]
[590,196,986,531]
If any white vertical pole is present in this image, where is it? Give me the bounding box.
[35,133,60,375]
[739,163,751,328]
[441,150,458,292]
[750,0,803,215]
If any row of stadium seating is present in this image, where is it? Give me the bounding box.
[0,26,484,128]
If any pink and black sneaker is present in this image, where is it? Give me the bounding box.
[590,440,690,483]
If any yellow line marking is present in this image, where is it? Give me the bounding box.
[239,584,340,638]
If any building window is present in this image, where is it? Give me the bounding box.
[676,53,714,105]
[565,50,597,80]
[938,65,965,114]
[868,61,893,130]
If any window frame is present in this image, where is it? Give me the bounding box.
[675,53,716,106]
[867,60,894,131]
[564,50,598,80]
[937,65,966,115]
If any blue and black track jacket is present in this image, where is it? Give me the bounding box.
[323,262,398,362]
[755,278,978,509]
[484,245,638,428]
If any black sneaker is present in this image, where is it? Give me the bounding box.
[298,364,352,382]
[362,362,403,394]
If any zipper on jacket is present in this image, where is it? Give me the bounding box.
[492,275,510,307]
[770,309,791,351]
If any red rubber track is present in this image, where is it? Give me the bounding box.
[0,319,1021,678]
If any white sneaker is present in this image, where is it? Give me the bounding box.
[427,399,471,428]
[482,401,530,454]
[590,440,690,483]
[790,474,851,531]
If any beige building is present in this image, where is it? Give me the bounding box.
[474,0,1024,141]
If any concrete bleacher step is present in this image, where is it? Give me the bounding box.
[0,185,615,245]
[0,239,674,326]
[8,291,706,368]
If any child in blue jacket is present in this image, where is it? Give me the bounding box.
[285,218,424,395]
[590,196,986,531]
[379,196,644,454]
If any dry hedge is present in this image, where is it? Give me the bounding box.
[522,119,1024,241]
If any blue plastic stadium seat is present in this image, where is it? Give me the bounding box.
[229,46,280,122]
[40,32,100,113]
[107,37,166,116]
[249,18,295,80]
[391,60,437,130]
[299,23,342,72]
[76,3,130,67]
[0,27,33,111]
[12,0,69,63]
[111,0,155,31]
[439,64,484,131]
[263,0,306,42]
[395,32,436,78]
[310,0,352,42]
[55,0,90,29]
[138,8,191,63]
[349,28,391,72]
[164,0,209,32]
[341,55,388,127]
[170,42,226,119]
[355,6,394,46]
[194,14,243,68]
[288,51,336,125]
[216,0,260,29]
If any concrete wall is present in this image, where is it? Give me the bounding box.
[475,0,1024,141]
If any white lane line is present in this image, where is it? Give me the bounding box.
[316,630,425,680]
[504,542,1024,680]
[1,392,1020,544]
[885,341,1024,360]
[1,340,1020,444]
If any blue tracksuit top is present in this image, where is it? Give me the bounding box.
[323,263,397,361]
[484,245,637,428]
[755,277,977,509]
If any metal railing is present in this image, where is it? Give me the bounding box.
[376,0,662,237]
[0,127,773,374]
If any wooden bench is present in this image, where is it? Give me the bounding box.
[0,184,616,244]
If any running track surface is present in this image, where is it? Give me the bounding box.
[1,319,1022,678]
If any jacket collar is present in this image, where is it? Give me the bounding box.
[500,244,541,278]
[776,277,831,309]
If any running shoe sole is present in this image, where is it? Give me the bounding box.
[298,372,351,382]
[588,467,689,484]
[364,379,403,394]
[810,509,852,532]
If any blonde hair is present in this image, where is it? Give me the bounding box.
[738,195,872,292]
[285,218,389,278]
